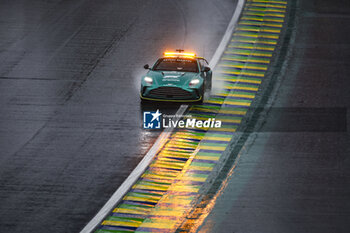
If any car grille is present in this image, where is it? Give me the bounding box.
[149,86,193,98]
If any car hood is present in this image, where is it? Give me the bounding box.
[147,70,200,86]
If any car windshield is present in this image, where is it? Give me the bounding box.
[153,58,198,72]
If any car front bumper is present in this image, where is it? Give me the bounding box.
[140,85,202,102]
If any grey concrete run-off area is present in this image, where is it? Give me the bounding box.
[0,0,237,232]
[199,0,350,233]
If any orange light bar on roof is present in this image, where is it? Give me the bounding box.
[164,51,196,57]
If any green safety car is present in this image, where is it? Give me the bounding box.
[140,50,212,103]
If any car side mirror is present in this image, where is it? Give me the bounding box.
[144,64,150,69]
[203,66,211,72]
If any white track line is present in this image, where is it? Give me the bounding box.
[80,1,245,232]
[209,0,245,68]
[80,106,187,233]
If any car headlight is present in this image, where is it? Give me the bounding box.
[189,78,200,86]
[144,76,153,84]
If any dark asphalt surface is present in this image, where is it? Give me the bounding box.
[199,0,350,233]
[0,0,236,232]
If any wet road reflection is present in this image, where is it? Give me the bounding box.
[0,0,236,232]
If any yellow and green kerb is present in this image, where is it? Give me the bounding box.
[96,0,287,232]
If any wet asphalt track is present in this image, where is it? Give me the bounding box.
[0,0,237,232]
[199,0,350,233]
